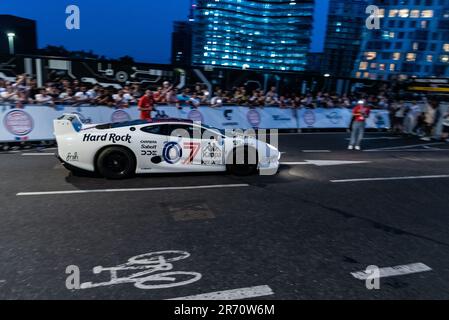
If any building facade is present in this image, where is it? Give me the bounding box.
[321,0,367,77]
[0,15,37,56]
[354,0,449,80]
[192,0,315,72]
[171,21,193,66]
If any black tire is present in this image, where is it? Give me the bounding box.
[96,147,136,179]
[226,146,258,176]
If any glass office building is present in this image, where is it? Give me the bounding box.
[192,0,315,72]
[354,0,449,80]
[321,0,367,77]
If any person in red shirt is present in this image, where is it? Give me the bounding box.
[138,90,155,121]
[348,100,371,151]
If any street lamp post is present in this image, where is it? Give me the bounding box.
[7,33,15,55]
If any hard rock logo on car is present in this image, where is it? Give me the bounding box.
[82,133,132,144]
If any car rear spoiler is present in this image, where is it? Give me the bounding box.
[54,114,84,136]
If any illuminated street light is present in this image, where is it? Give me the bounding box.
[324,73,331,78]
[7,32,16,55]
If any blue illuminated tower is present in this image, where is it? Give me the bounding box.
[192,0,315,72]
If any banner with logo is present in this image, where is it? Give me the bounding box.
[0,104,390,143]
[297,108,390,129]
[298,108,352,129]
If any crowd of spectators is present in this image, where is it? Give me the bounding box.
[1,74,391,110]
[1,74,449,142]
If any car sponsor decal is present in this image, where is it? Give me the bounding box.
[66,152,79,162]
[140,140,158,157]
[162,142,183,164]
[82,133,132,144]
[183,142,201,165]
[201,141,223,165]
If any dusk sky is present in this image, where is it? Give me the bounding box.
[0,0,330,63]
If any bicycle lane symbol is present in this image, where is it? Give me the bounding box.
[69,251,202,290]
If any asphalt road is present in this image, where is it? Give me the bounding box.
[1,132,449,300]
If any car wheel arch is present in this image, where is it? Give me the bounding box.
[94,145,137,174]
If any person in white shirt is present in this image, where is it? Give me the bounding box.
[74,87,90,102]
[0,85,18,102]
[35,88,54,105]
[113,90,133,108]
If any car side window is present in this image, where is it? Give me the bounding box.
[141,125,170,136]
[202,129,221,140]
[168,124,201,139]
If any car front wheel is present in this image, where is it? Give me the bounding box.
[96,147,136,179]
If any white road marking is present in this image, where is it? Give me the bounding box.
[282,160,370,166]
[22,153,55,156]
[351,263,432,280]
[302,150,331,153]
[364,142,444,152]
[345,137,401,141]
[17,184,250,196]
[365,149,448,153]
[167,285,274,300]
[331,174,449,183]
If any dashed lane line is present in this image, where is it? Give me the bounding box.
[364,142,445,152]
[16,184,250,196]
[331,174,449,183]
[351,263,432,280]
[167,285,274,300]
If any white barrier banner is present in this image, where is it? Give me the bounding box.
[0,104,390,143]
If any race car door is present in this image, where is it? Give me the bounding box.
[162,124,202,171]
[197,126,225,169]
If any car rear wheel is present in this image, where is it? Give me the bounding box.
[227,146,258,176]
[96,147,136,179]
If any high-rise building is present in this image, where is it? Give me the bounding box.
[321,0,367,77]
[354,0,449,80]
[0,15,37,55]
[192,0,315,72]
[171,21,193,66]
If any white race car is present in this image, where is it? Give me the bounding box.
[54,114,280,179]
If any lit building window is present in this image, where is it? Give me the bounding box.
[421,21,428,29]
[399,9,409,18]
[413,42,418,50]
[378,9,385,18]
[364,52,377,60]
[421,10,433,18]
[406,53,416,62]
[379,64,385,71]
[392,52,401,60]
[389,9,398,18]
[410,10,420,18]
[355,72,361,78]
[370,63,377,68]
[443,44,449,52]
[363,72,369,78]
[390,64,395,71]
[441,55,449,63]
[427,55,433,62]
[359,62,368,70]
